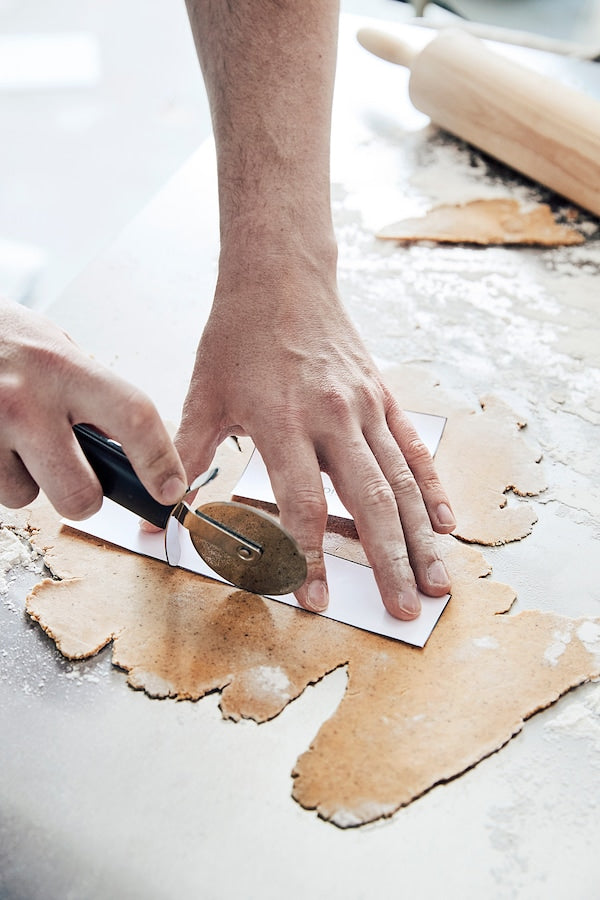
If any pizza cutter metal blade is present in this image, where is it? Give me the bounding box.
[73,423,307,595]
[165,499,307,595]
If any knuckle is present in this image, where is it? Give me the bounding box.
[393,546,411,567]
[124,392,157,433]
[405,436,432,465]
[410,522,437,554]
[0,481,39,509]
[286,485,328,532]
[139,442,176,478]
[390,466,421,500]
[382,385,398,409]
[360,476,397,511]
[0,374,30,427]
[56,481,103,520]
[321,386,354,424]
[304,547,325,565]
[21,337,78,382]
[294,486,328,517]
[420,471,443,496]
[358,380,386,416]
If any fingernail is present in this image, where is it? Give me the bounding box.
[160,475,187,504]
[398,589,421,618]
[427,559,450,589]
[437,502,456,529]
[139,518,161,534]
[306,580,329,612]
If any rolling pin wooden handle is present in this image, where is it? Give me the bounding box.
[356,27,418,68]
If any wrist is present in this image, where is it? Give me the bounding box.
[217,214,339,297]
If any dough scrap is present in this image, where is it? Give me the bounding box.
[3,365,594,829]
[383,367,547,545]
[377,199,584,246]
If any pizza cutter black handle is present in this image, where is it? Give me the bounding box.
[73,424,175,529]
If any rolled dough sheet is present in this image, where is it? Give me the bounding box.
[4,365,595,829]
[377,198,584,246]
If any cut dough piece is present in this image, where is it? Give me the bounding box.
[377,198,584,245]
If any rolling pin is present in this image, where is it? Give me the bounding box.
[357,27,600,216]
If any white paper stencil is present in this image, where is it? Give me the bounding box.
[233,410,447,519]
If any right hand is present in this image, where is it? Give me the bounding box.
[0,298,187,518]
[174,254,455,621]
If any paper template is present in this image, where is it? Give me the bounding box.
[63,410,449,647]
[63,498,449,648]
[233,411,446,519]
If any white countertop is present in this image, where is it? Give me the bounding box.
[2,16,599,899]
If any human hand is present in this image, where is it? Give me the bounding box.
[175,256,456,620]
[0,298,187,518]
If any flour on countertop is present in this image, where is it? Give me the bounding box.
[544,628,573,667]
[472,636,500,650]
[577,621,600,656]
[410,143,540,208]
[0,526,41,595]
[545,684,600,750]
[246,665,291,701]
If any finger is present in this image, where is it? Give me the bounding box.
[139,520,162,534]
[17,426,104,520]
[72,371,188,506]
[173,374,226,488]
[364,421,451,599]
[0,450,40,509]
[386,398,456,534]
[173,419,219,491]
[258,436,329,614]
[324,431,422,621]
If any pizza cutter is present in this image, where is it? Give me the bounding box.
[73,424,307,595]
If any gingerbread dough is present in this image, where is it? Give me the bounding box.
[377,199,584,246]
[3,365,597,828]
[384,366,547,545]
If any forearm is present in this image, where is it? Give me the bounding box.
[185,0,339,274]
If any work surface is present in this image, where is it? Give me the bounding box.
[2,16,600,899]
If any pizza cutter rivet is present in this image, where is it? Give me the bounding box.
[237,546,253,560]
